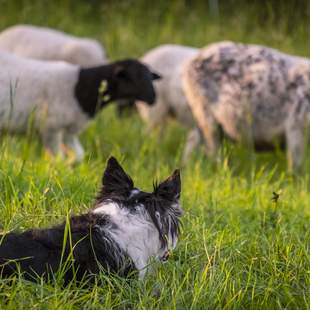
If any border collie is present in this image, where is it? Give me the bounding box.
[0,157,183,283]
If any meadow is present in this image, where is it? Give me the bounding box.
[0,0,309,308]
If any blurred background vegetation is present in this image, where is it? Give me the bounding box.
[1,0,310,59]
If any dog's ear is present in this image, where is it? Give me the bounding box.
[154,169,181,201]
[99,156,134,200]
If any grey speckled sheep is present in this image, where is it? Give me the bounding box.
[182,41,310,170]
[135,44,201,162]
[0,24,107,66]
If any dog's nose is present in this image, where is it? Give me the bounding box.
[160,250,170,262]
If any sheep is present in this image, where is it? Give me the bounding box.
[124,44,201,162]
[0,24,107,66]
[182,41,310,171]
[136,45,198,128]
[0,50,160,161]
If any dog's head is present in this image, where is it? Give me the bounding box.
[93,156,183,265]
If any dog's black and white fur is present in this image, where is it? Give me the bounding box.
[0,157,182,283]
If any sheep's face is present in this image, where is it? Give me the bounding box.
[110,59,161,105]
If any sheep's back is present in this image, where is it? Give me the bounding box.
[0,50,82,132]
[0,24,106,66]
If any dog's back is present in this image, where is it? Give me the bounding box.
[0,214,135,283]
[0,231,61,281]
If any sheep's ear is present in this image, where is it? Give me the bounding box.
[151,72,162,80]
[154,169,181,201]
[99,156,134,200]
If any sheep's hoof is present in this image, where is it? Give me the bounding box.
[60,144,83,165]
[43,148,64,162]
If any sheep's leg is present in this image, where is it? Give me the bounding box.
[182,67,220,159]
[285,121,305,172]
[284,94,309,172]
[42,130,64,158]
[182,89,220,158]
[196,111,220,159]
[182,128,202,164]
[63,133,85,162]
[136,99,169,135]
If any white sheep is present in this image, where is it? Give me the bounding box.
[133,44,201,162]
[0,24,107,66]
[0,50,159,161]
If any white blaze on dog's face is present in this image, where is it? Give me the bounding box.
[92,157,183,278]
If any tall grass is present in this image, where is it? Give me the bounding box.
[0,1,309,308]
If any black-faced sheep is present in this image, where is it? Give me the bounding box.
[0,50,160,161]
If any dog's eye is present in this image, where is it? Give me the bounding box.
[130,204,139,212]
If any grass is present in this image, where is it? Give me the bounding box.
[0,0,310,308]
